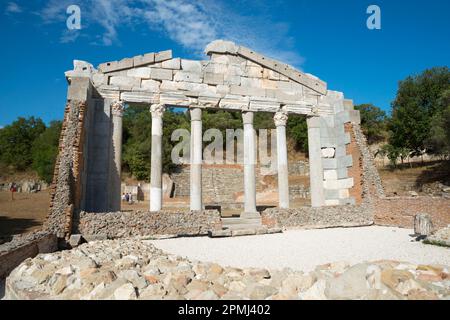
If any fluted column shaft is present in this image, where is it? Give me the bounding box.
[150,104,165,211]
[190,108,203,211]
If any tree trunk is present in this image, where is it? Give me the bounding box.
[414,213,433,236]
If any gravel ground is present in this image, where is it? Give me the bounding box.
[148,226,450,272]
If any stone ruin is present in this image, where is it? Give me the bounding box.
[43,39,385,239]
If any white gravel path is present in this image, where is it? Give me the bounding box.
[148,226,450,272]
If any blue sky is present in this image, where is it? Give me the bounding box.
[0,0,449,127]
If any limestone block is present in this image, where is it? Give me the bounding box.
[216,85,230,95]
[260,79,278,90]
[154,50,172,62]
[336,167,348,179]
[241,77,262,87]
[160,92,190,105]
[176,82,210,92]
[325,199,340,206]
[349,110,361,124]
[245,65,264,78]
[273,91,303,103]
[162,58,181,70]
[205,40,239,55]
[198,96,220,108]
[324,170,338,180]
[150,68,173,81]
[205,63,228,74]
[322,158,337,169]
[224,75,241,86]
[120,91,159,104]
[181,59,202,73]
[324,189,339,199]
[133,53,155,67]
[335,145,347,158]
[336,155,353,168]
[323,178,354,190]
[99,58,133,73]
[336,133,351,145]
[140,79,161,92]
[321,147,336,158]
[210,53,245,64]
[335,111,351,125]
[263,68,280,80]
[127,67,151,78]
[343,99,354,111]
[204,73,224,85]
[173,71,202,83]
[338,189,350,199]
[249,100,280,112]
[92,73,108,86]
[109,76,140,89]
[160,80,179,91]
[227,64,244,77]
[219,95,250,110]
[230,85,265,97]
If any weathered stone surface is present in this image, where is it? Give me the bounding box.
[76,210,222,239]
[6,239,449,301]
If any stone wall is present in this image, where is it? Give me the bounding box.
[0,231,57,279]
[261,206,373,229]
[45,99,88,239]
[260,122,377,229]
[373,196,450,230]
[75,210,222,239]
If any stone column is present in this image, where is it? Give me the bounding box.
[190,107,203,211]
[307,116,325,207]
[150,104,165,211]
[274,111,289,209]
[110,100,124,211]
[241,111,258,218]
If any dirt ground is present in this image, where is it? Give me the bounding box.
[378,160,450,196]
[0,191,50,237]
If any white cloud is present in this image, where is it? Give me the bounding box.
[39,0,304,66]
[5,2,22,14]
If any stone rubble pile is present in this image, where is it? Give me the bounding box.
[6,239,449,300]
[427,225,450,247]
[422,182,450,198]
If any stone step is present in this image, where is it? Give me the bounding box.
[208,227,282,238]
[221,217,262,226]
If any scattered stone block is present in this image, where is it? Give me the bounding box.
[414,213,433,237]
[69,234,83,247]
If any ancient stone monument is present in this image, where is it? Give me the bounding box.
[46,39,367,239]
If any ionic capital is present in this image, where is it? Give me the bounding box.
[274,111,288,127]
[242,110,254,125]
[150,104,166,118]
[190,107,202,121]
[111,100,125,117]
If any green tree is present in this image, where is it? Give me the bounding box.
[389,67,450,155]
[354,103,387,144]
[0,117,46,170]
[286,115,308,153]
[426,89,450,156]
[31,121,62,183]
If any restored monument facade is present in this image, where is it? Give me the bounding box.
[62,40,361,215]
